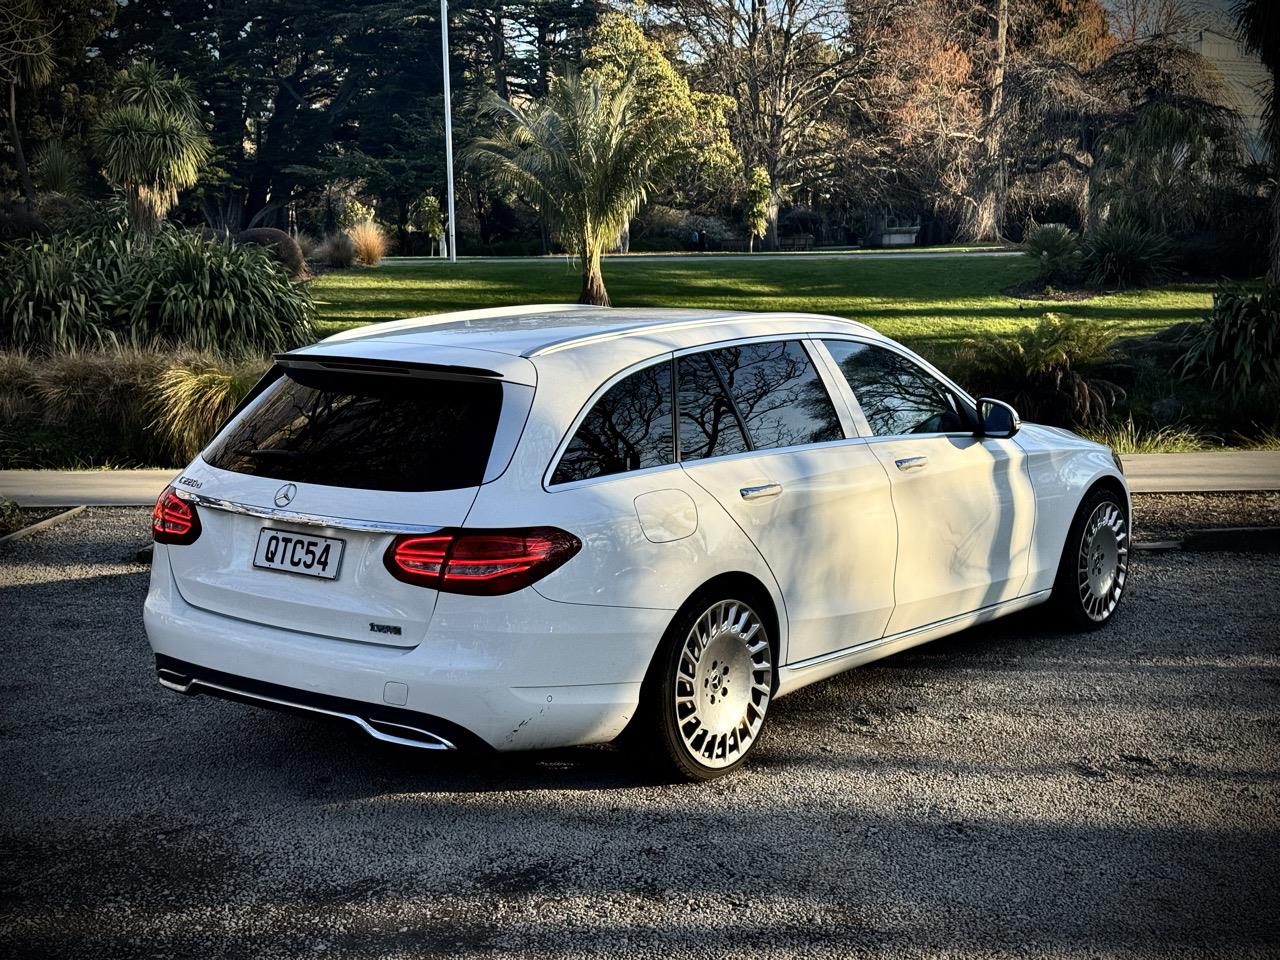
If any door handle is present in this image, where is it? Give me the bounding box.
[895,456,928,472]
[740,482,783,501]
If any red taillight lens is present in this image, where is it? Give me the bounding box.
[152,486,201,545]
[384,527,581,595]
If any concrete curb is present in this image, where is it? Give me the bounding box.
[0,505,86,545]
[1182,526,1280,553]
[1134,527,1280,553]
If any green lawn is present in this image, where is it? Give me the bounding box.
[311,255,1214,364]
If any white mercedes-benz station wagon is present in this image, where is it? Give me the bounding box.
[145,305,1129,779]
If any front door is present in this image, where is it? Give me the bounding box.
[673,339,898,664]
[820,339,1035,635]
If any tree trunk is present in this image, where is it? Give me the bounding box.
[618,219,630,254]
[1270,181,1280,285]
[492,0,508,99]
[764,190,781,251]
[126,186,161,236]
[5,83,37,211]
[964,0,1009,243]
[579,245,609,306]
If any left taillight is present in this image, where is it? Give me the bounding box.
[384,527,581,596]
[152,486,201,545]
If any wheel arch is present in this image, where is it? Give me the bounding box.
[644,571,782,693]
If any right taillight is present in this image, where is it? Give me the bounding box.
[152,486,201,545]
[384,527,581,595]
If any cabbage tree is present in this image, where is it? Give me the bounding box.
[93,62,211,235]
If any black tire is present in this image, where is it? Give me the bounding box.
[627,589,775,782]
[1050,484,1130,631]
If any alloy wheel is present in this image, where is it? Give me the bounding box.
[1077,500,1128,622]
[673,600,772,768]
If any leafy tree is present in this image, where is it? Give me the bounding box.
[466,70,681,304]
[583,12,738,248]
[0,0,54,208]
[651,0,889,247]
[410,193,444,254]
[93,62,211,235]
[744,165,770,251]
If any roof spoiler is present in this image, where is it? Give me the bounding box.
[273,353,504,381]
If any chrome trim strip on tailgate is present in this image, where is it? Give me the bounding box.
[157,670,456,750]
[174,490,443,535]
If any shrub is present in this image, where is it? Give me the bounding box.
[34,140,83,196]
[0,347,170,467]
[294,231,320,259]
[1023,224,1082,284]
[347,220,389,266]
[0,227,314,354]
[955,314,1124,427]
[149,357,270,460]
[0,234,111,350]
[1176,284,1280,407]
[0,347,271,468]
[1083,219,1173,288]
[318,231,357,268]
[236,227,305,280]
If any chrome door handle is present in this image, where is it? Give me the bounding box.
[895,456,928,472]
[740,482,783,501]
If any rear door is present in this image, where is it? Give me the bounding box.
[819,338,1035,634]
[673,339,898,664]
[165,360,530,648]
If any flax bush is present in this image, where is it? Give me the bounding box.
[0,227,314,354]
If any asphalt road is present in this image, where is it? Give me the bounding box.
[1,509,1277,959]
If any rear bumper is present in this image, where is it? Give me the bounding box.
[144,545,672,751]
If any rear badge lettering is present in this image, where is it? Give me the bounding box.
[369,622,403,636]
[176,476,202,489]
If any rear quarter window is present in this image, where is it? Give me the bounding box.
[551,362,675,484]
[204,367,503,492]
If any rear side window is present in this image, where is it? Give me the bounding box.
[677,352,751,461]
[823,340,968,436]
[204,367,503,492]
[713,341,843,449]
[551,362,675,484]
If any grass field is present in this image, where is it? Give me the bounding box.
[310,255,1215,363]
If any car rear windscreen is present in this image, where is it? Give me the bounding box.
[204,366,503,492]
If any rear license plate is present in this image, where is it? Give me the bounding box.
[253,528,345,580]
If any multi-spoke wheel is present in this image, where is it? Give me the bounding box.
[629,592,775,781]
[1053,486,1129,630]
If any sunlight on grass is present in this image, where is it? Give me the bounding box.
[310,257,1215,365]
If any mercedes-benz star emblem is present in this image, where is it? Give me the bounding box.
[274,483,297,508]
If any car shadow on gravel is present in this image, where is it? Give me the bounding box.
[184,604,1101,795]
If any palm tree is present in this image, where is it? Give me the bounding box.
[0,0,54,210]
[92,62,211,236]
[1231,0,1280,281]
[466,70,680,305]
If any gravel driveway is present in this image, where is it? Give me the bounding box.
[1,509,1277,959]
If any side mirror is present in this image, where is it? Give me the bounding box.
[978,398,1020,439]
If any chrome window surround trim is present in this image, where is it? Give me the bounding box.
[156,670,456,750]
[173,490,443,535]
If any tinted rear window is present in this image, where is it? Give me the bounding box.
[205,367,503,492]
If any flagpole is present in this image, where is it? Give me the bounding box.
[440,0,457,263]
